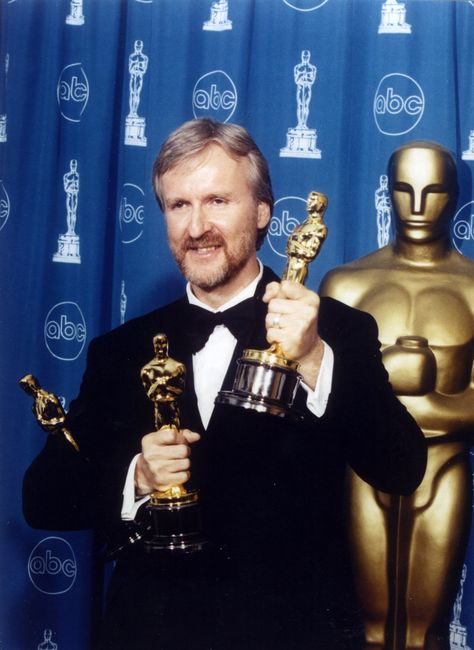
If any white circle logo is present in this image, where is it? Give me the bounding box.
[373,73,424,136]
[283,0,329,10]
[452,200,474,256]
[192,70,237,123]
[0,180,10,231]
[267,196,307,258]
[57,63,90,123]
[119,183,145,244]
[28,537,77,595]
[44,301,87,361]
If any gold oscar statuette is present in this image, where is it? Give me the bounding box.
[140,333,205,552]
[320,141,474,649]
[19,374,80,452]
[216,191,328,418]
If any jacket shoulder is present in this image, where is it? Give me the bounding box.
[92,298,187,346]
[319,296,378,346]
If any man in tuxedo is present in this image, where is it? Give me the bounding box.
[23,118,426,650]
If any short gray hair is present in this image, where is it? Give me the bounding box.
[152,118,274,249]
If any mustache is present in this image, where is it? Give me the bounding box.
[183,233,225,250]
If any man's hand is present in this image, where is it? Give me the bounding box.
[263,280,325,390]
[135,427,200,496]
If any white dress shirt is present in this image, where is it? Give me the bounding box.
[122,261,334,520]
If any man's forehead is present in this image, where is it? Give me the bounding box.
[159,144,253,200]
[168,143,243,175]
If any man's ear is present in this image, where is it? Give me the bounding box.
[257,202,271,229]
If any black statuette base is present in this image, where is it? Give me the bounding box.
[143,495,206,553]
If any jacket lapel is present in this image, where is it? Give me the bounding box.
[207,265,279,426]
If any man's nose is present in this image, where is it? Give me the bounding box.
[188,204,209,238]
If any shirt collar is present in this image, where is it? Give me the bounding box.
[186,260,263,313]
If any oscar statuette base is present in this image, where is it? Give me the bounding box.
[216,346,302,420]
[143,488,206,553]
[125,115,147,147]
[53,233,81,264]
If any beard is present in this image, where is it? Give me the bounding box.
[170,228,257,291]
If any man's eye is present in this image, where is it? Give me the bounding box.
[171,201,186,210]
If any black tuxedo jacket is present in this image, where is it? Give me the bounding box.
[23,266,426,649]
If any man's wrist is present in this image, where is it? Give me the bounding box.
[122,454,150,520]
[300,340,334,418]
[134,456,153,497]
[298,338,325,390]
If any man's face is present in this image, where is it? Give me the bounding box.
[390,147,456,243]
[159,144,270,300]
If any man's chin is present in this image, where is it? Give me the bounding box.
[180,261,231,292]
[175,244,253,292]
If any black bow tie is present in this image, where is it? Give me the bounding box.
[185,297,257,353]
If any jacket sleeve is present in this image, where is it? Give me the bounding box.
[320,298,427,495]
[22,334,142,534]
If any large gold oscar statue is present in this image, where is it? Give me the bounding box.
[320,142,474,650]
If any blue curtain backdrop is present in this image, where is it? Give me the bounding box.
[1,0,474,647]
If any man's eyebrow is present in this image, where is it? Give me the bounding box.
[207,191,233,199]
[164,195,186,205]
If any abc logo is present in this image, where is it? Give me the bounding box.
[373,73,424,136]
[452,201,474,256]
[44,301,87,361]
[193,70,237,123]
[283,0,329,10]
[28,537,77,595]
[119,183,145,244]
[57,63,90,123]
[267,196,307,258]
[0,180,10,232]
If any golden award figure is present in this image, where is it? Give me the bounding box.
[19,374,80,452]
[140,333,204,552]
[217,191,328,417]
[320,141,474,650]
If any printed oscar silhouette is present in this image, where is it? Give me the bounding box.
[140,333,204,551]
[320,141,474,650]
[125,40,148,146]
[53,159,81,263]
[217,191,328,417]
[280,51,321,158]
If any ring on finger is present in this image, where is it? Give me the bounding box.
[271,313,281,328]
